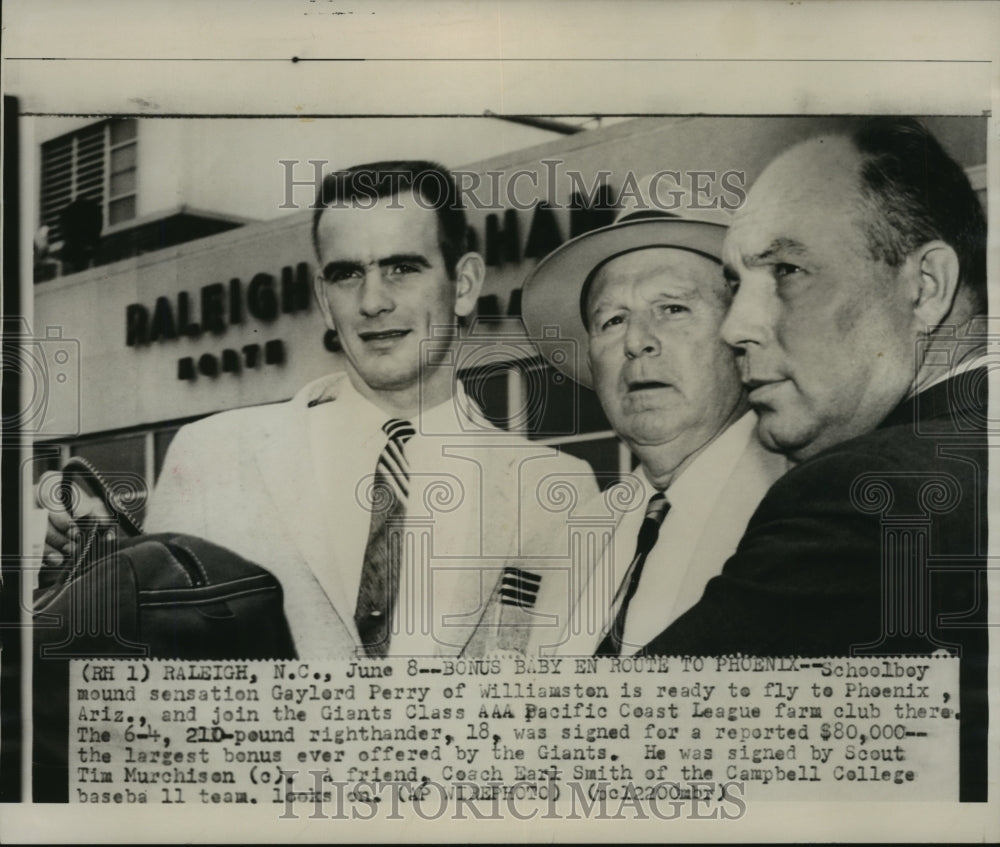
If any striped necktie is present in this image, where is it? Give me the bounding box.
[595,492,670,657]
[355,418,416,656]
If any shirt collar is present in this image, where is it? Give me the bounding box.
[334,374,396,430]
[299,371,493,437]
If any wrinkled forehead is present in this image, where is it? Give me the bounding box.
[588,246,724,303]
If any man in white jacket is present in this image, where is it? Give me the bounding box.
[44,160,597,657]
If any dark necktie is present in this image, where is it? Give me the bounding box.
[355,418,415,656]
[595,492,670,657]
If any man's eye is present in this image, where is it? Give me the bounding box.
[598,314,625,332]
[325,268,362,284]
[773,263,804,280]
[658,304,689,316]
[387,263,419,277]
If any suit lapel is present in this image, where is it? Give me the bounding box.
[253,376,360,647]
[523,485,631,656]
[417,433,514,655]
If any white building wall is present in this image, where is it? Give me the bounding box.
[134,119,185,218]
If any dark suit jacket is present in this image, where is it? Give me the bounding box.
[641,369,988,801]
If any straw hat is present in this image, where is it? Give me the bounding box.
[520,177,733,388]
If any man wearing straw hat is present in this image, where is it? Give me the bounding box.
[521,178,788,657]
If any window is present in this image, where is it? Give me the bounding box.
[39,118,138,244]
[108,119,138,224]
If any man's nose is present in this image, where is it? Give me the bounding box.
[624,314,660,359]
[359,269,394,316]
[720,279,772,350]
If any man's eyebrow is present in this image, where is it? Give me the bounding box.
[587,297,617,315]
[321,254,432,277]
[377,253,432,269]
[586,296,624,321]
[322,260,364,274]
[743,237,808,267]
[589,287,694,315]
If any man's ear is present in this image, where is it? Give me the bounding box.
[908,240,961,330]
[314,272,338,331]
[453,252,486,318]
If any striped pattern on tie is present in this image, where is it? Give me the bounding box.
[376,418,416,502]
[354,418,416,656]
[499,567,542,609]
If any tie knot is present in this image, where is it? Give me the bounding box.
[383,418,415,446]
[644,492,670,524]
[635,492,669,555]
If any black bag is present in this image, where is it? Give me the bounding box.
[34,457,296,659]
[32,458,296,801]
[34,532,298,660]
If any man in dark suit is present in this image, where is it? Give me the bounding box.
[640,118,989,801]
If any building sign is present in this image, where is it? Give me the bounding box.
[124,262,312,380]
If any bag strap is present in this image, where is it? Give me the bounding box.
[60,456,145,538]
[36,458,146,594]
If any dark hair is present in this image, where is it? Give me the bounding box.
[311,160,468,279]
[850,117,987,312]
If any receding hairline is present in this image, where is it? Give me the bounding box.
[741,135,865,213]
[731,134,879,258]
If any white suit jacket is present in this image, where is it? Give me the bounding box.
[145,372,599,657]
